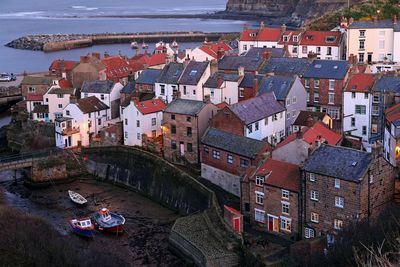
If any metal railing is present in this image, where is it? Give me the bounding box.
[0,148,62,165]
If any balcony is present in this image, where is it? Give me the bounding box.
[62,126,80,136]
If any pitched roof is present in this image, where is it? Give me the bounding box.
[164,99,206,115]
[293,110,329,126]
[75,96,109,114]
[239,73,264,88]
[240,27,282,42]
[156,62,184,84]
[199,42,232,59]
[178,61,209,86]
[303,59,349,79]
[278,31,302,45]
[101,56,132,79]
[260,57,310,76]
[385,103,400,125]
[302,145,373,182]
[218,56,264,72]
[299,31,342,46]
[201,128,267,159]
[26,94,43,101]
[48,87,75,95]
[32,104,48,113]
[136,69,162,85]
[134,98,166,115]
[302,122,342,145]
[143,53,168,67]
[81,80,114,94]
[373,76,400,93]
[216,102,229,109]
[21,76,54,85]
[58,79,73,89]
[230,93,285,125]
[346,73,376,93]
[349,19,400,31]
[244,47,285,58]
[257,75,295,100]
[49,59,78,71]
[256,158,300,192]
[120,81,136,94]
[203,72,241,88]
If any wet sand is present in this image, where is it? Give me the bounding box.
[0,174,185,266]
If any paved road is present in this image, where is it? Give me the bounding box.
[0,75,23,87]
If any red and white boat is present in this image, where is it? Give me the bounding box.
[69,218,95,238]
[92,208,125,234]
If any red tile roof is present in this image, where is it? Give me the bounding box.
[49,59,78,71]
[147,53,168,67]
[200,42,232,59]
[256,158,300,192]
[26,94,43,101]
[299,31,342,46]
[101,56,132,80]
[385,103,400,123]
[128,60,145,72]
[240,27,282,42]
[134,98,166,115]
[278,31,302,45]
[58,79,73,89]
[345,73,376,93]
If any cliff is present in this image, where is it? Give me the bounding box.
[225,0,364,19]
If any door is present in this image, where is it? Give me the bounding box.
[68,136,72,147]
[64,138,68,148]
[268,215,274,231]
[273,218,279,232]
[233,218,240,232]
[367,54,372,64]
[180,142,184,156]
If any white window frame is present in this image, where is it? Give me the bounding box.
[311,190,319,201]
[255,175,264,186]
[334,219,343,230]
[334,178,340,189]
[281,201,290,215]
[254,208,265,223]
[280,216,291,232]
[282,189,289,200]
[309,173,315,182]
[335,196,344,208]
[255,191,264,205]
[311,212,319,223]
[305,227,315,238]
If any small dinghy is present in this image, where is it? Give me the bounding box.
[131,41,138,49]
[68,190,87,205]
[69,218,95,238]
[93,208,125,234]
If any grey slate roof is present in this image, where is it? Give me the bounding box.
[257,75,295,100]
[218,56,264,72]
[244,47,285,58]
[178,61,209,86]
[302,145,373,182]
[230,93,285,125]
[373,76,400,93]
[81,80,114,94]
[203,72,241,88]
[260,58,310,76]
[202,128,266,159]
[349,19,400,31]
[156,62,184,84]
[303,60,349,80]
[136,69,162,85]
[164,99,206,115]
[120,81,136,94]
[239,73,264,88]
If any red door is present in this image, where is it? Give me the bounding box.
[233,218,240,232]
[268,218,273,231]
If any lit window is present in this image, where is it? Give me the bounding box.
[311,212,319,223]
[311,190,319,201]
[334,219,343,230]
[256,191,264,205]
[227,154,233,164]
[335,196,344,208]
[282,190,289,199]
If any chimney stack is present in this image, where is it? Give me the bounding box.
[217,47,225,59]
[238,66,244,77]
[394,15,398,24]
[91,52,101,60]
[253,77,259,96]
[263,51,271,60]
[217,72,223,88]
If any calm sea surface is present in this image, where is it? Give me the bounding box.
[0,0,257,73]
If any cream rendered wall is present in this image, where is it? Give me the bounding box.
[245,111,286,144]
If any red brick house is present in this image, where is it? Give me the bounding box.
[201,127,270,196]
[238,74,263,102]
[241,158,301,240]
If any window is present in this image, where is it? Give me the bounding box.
[334,219,343,230]
[287,112,291,119]
[314,79,320,88]
[136,120,140,127]
[187,143,193,152]
[171,125,176,134]
[186,116,191,122]
[151,118,156,126]
[125,118,128,125]
[100,94,105,100]
[243,44,248,51]
[364,93,368,99]
[316,46,321,54]
[311,212,319,223]
[28,86,35,93]
[66,110,70,116]
[254,209,265,223]
[302,46,307,54]
[286,98,291,106]
[171,140,177,149]
[282,190,289,199]
[204,146,209,154]
[183,86,187,95]
[240,159,249,167]
[379,40,385,49]
[98,118,101,125]
[272,114,278,121]
[328,93,335,104]
[256,191,264,205]
[351,117,355,127]
[292,96,296,104]
[279,130,285,138]
[305,228,315,239]
[359,40,365,50]
[359,53,364,62]
[186,127,192,137]
[372,105,379,116]
[282,202,290,214]
[350,92,356,99]
[137,133,141,140]
[309,173,315,182]
[283,35,288,42]
[247,124,253,133]
[264,117,268,125]
[329,80,335,90]
[293,35,298,42]
[327,47,332,56]
[57,93,63,98]
[362,126,367,136]
[311,190,319,201]
[171,114,175,120]
[307,92,310,102]
[193,89,196,95]
[355,105,366,114]
[359,30,365,37]
[280,217,291,232]
[124,131,128,138]
[255,122,259,131]
[58,104,63,109]
[160,85,165,95]
[373,94,379,103]
[292,46,298,54]
[256,176,264,186]
[304,79,310,88]
[239,88,244,97]
[314,92,319,103]
[335,196,344,208]
[152,130,156,137]
[227,154,233,164]
[334,178,340,189]
[212,150,220,159]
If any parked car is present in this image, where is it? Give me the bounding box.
[0,72,16,82]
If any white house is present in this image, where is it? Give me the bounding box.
[185,42,232,62]
[154,62,184,103]
[178,61,210,101]
[297,31,344,60]
[43,80,76,122]
[383,102,400,167]
[56,96,109,148]
[343,73,376,149]
[203,71,244,105]
[81,80,123,120]
[55,117,81,148]
[238,23,283,55]
[122,98,166,146]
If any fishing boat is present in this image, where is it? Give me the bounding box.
[142,41,148,49]
[69,218,95,238]
[171,40,179,49]
[92,208,125,234]
[131,41,139,49]
[68,190,87,205]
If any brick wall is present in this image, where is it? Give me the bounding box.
[238,86,256,102]
[210,107,244,136]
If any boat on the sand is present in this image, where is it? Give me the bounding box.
[92,208,125,234]
[68,190,88,205]
[69,218,95,238]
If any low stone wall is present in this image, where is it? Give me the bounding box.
[30,162,67,183]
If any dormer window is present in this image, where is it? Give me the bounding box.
[293,35,298,42]
[326,36,337,43]
[283,35,289,42]
[250,33,257,37]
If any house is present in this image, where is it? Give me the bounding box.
[297,31,344,60]
[211,93,286,145]
[162,99,218,164]
[343,73,376,148]
[48,59,78,81]
[201,127,269,196]
[218,55,266,74]
[43,79,76,122]
[277,30,302,57]
[120,81,136,108]
[302,145,394,241]
[383,103,400,167]
[203,71,244,105]
[292,110,333,132]
[241,158,300,239]
[26,94,44,115]
[32,105,49,123]
[21,75,54,98]
[186,42,232,62]
[272,121,342,165]
[258,75,307,134]
[81,80,123,120]
[238,23,283,54]
[302,59,350,130]
[238,73,263,102]
[122,98,166,146]
[101,55,132,83]
[154,62,184,103]
[56,96,109,148]
[71,54,106,89]
[347,18,400,64]
[135,68,162,94]
[178,61,210,101]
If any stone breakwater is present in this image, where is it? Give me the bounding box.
[5,31,237,52]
